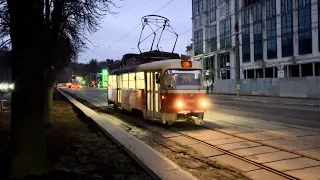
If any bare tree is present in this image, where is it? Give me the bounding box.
[1,0,118,178]
[43,0,118,125]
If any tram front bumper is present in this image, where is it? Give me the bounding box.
[176,111,204,125]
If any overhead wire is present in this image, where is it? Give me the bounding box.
[105,0,175,51]
[162,28,192,42]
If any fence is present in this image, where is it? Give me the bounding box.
[213,77,320,99]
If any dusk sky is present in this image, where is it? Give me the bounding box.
[78,0,192,63]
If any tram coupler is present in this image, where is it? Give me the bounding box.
[194,119,204,126]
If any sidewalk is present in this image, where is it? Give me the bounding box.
[209,94,320,107]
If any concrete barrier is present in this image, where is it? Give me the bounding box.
[213,77,320,99]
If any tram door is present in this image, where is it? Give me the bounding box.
[146,72,153,119]
[153,72,161,119]
[117,75,122,104]
[146,71,161,120]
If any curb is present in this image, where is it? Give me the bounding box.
[231,98,320,107]
[57,88,198,180]
[209,95,320,107]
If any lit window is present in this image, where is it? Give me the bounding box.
[136,72,145,89]
[122,74,128,88]
[128,73,136,89]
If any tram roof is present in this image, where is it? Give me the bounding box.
[109,59,202,75]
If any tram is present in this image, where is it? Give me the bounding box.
[107,59,207,125]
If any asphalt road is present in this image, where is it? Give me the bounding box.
[206,97,320,129]
[70,87,320,129]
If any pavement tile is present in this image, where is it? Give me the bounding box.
[203,119,233,127]
[237,132,285,141]
[206,112,258,125]
[179,129,214,137]
[195,135,226,141]
[285,166,320,180]
[208,154,260,172]
[187,143,224,157]
[230,146,279,157]
[245,123,288,130]
[296,148,320,160]
[245,151,300,163]
[268,128,320,137]
[168,136,199,146]
[217,141,261,150]
[287,125,320,133]
[264,157,320,172]
[157,130,181,138]
[261,138,320,151]
[244,169,289,180]
[298,135,320,143]
[205,137,246,146]
[218,126,261,134]
[204,119,262,134]
[204,116,252,126]
[189,131,232,141]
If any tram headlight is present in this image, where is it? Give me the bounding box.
[201,101,207,107]
[177,101,183,107]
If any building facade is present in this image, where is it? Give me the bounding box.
[192,0,320,86]
[186,44,194,56]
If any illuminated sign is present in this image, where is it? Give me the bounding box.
[181,61,192,68]
[101,69,108,88]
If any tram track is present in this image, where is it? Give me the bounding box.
[167,129,299,180]
[62,89,320,180]
[202,113,320,162]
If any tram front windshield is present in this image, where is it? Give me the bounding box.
[163,69,203,90]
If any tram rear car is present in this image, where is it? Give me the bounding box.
[107,59,207,125]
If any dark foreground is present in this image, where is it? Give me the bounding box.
[0,96,152,180]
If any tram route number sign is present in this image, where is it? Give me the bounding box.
[181,61,192,68]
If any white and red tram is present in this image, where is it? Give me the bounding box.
[107,59,207,125]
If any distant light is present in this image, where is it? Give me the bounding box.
[0,83,14,91]
[9,84,14,90]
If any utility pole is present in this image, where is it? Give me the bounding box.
[234,0,240,97]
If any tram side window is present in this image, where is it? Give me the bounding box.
[108,75,113,87]
[122,74,129,89]
[110,75,117,88]
[118,75,122,88]
[128,73,136,89]
[136,72,145,89]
